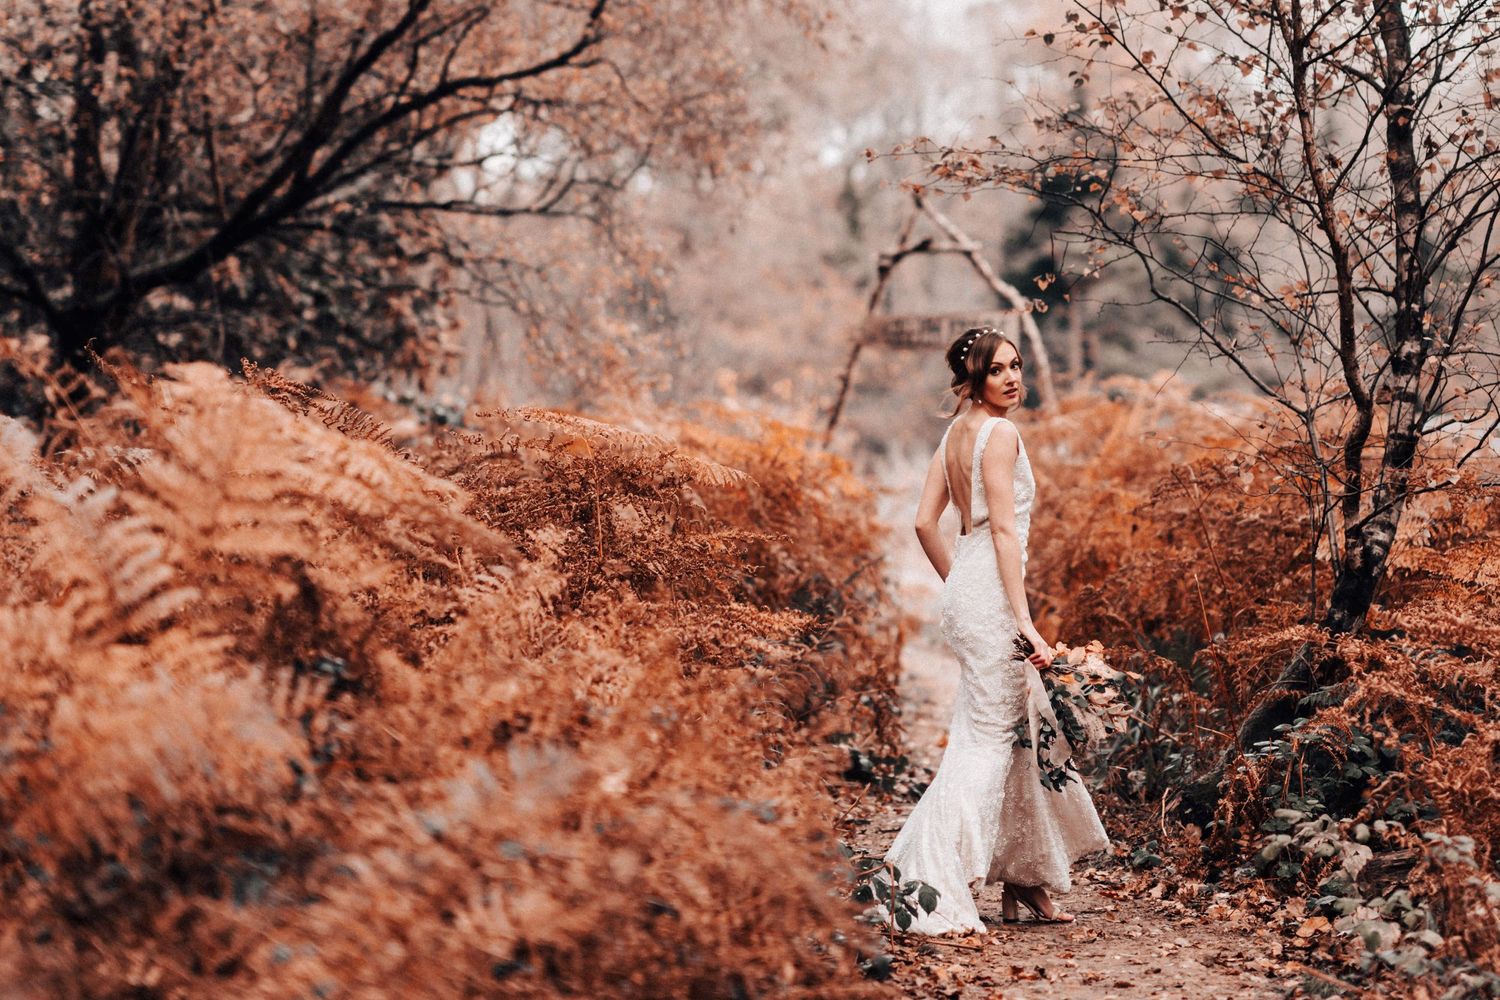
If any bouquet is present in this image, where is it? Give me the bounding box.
[1011,637,1140,791]
[1034,639,1140,752]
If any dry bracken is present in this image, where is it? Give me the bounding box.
[0,361,901,999]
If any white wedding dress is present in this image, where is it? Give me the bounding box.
[883,415,1110,935]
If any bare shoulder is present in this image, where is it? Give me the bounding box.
[986,416,1021,447]
[996,415,1027,443]
[980,417,1020,467]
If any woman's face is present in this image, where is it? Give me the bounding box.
[982,341,1023,411]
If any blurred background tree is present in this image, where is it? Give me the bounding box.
[0,0,827,415]
[2,0,1220,430]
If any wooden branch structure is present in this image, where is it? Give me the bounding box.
[920,198,1060,407]
[822,192,1059,445]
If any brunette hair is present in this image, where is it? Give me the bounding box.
[945,326,1023,415]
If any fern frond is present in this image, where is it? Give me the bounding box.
[489,407,753,489]
[242,358,401,451]
[0,359,901,998]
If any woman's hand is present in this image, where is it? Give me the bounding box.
[1018,623,1051,670]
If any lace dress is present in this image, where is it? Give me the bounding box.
[882,415,1110,935]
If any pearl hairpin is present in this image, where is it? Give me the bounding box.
[958,327,992,360]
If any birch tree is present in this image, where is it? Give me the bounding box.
[921,0,1500,760]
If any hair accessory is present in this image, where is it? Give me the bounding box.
[958,329,982,360]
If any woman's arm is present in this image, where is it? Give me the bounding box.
[981,421,1049,668]
[914,446,953,580]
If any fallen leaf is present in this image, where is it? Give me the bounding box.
[1296,916,1331,939]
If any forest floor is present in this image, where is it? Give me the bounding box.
[839,482,1326,998]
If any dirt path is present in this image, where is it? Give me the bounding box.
[843,600,1299,999]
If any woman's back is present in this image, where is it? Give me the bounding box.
[940,415,1029,540]
[942,415,985,535]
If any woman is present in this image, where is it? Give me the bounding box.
[882,327,1109,935]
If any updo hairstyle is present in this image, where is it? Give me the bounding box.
[945,326,1023,415]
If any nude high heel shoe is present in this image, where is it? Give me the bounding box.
[1000,883,1075,924]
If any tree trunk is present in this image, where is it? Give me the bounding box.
[823,207,924,443]
[1065,298,1094,381]
[1183,1,1432,826]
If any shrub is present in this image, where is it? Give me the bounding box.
[1019,374,1500,991]
[0,362,900,998]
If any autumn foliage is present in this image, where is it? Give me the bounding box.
[1018,374,1500,986]
[0,0,823,408]
[0,362,900,997]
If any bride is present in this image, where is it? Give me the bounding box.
[882,326,1110,935]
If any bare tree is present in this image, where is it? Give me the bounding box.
[919,0,1500,766]
[0,0,816,406]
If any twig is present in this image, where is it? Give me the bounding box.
[835,782,871,824]
[1286,961,1375,998]
[1159,787,1177,842]
[1190,569,1214,645]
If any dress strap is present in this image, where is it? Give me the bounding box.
[971,416,1005,489]
[938,424,953,497]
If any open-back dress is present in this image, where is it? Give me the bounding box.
[882,415,1110,935]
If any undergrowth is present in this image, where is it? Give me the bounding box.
[0,361,902,998]
[1022,374,1500,995]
